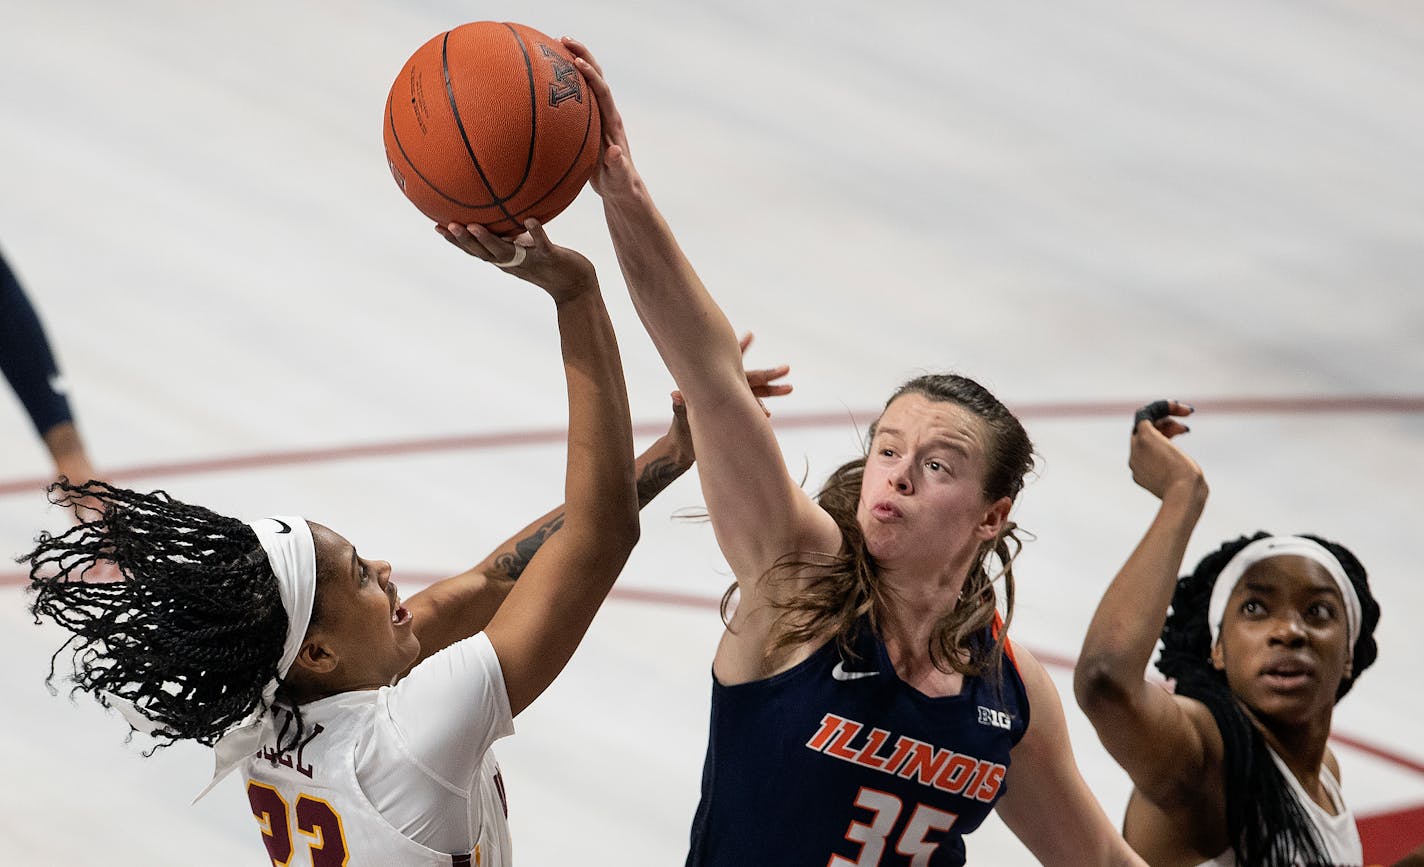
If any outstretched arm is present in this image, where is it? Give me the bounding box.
[1074,401,1223,807]
[995,645,1147,866]
[564,39,839,618]
[401,336,791,669]
[0,249,100,520]
[436,218,638,716]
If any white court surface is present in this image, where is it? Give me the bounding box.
[2,0,1423,864]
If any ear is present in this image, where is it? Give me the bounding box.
[976,496,1012,542]
[1210,640,1225,672]
[290,633,339,676]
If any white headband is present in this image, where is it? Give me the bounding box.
[1206,535,1360,653]
[248,516,319,684]
[195,516,317,800]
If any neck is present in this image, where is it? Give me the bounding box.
[880,567,967,632]
[280,675,388,706]
[874,557,979,665]
[1252,706,1334,782]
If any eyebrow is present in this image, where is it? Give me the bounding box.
[874,427,973,459]
[1242,578,1341,597]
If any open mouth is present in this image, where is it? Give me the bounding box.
[1260,662,1314,691]
[389,583,411,627]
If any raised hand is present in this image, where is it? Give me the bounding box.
[437,218,595,304]
[561,38,638,202]
[1128,400,1205,502]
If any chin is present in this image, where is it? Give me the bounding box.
[1244,691,1330,728]
[864,538,906,567]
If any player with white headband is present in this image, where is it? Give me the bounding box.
[1073,400,1407,866]
[20,217,792,866]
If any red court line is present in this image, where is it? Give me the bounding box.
[2,394,1421,497]
[1332,732,1424,778]
[4,568,1422,784]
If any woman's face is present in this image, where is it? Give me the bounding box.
[301,523,420,693]
[856,393,1009,577]
[1212,555,1352,726]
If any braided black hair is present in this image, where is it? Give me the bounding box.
[1157,531,1380,866]
[23,480,293,750]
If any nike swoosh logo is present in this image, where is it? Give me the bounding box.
[831,661,879,681]
[271,519,292,534]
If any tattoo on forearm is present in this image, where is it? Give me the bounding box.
[492,514,565,580]
[637,456,685,507]
[490,455,685,580]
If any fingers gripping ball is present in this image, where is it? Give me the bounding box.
[383,22,601,235]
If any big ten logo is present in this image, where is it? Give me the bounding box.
[258,711,325,780]
[977,706,1011,730]
[537,43,583,106]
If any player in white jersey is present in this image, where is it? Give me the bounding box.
[21,219,669,865]
[236,323,786,865]
[1074,401,1424,866]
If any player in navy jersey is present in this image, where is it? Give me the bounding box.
[1,244,101,518]
[1076,402,1423,867]
[566,39,1146,866]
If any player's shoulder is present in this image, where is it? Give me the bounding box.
[1169,692,1228,759]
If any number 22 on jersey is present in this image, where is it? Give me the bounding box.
[247,780,351,866]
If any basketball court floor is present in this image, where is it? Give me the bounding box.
[2,1,1421,863]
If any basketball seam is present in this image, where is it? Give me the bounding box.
[386,99,503,212]
[505,22,538,200]
[502,90,596,224]
[441,30,520,231]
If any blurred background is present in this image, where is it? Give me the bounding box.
[1,0,1420,863]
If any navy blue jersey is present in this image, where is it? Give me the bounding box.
[0,246,73,437]
[686,620,1030,867]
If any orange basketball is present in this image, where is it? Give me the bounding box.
[383,22,601,235]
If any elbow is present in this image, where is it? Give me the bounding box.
[617,512,641,560]
[1072,653,1139,718]
[607,503,641,565]
[560,512,639,588]
[563,488,640,568]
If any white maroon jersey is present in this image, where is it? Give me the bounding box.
[1197,747,1361,867]
[242,636,514,866]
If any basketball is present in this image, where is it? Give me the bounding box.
[383,22,601,235]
